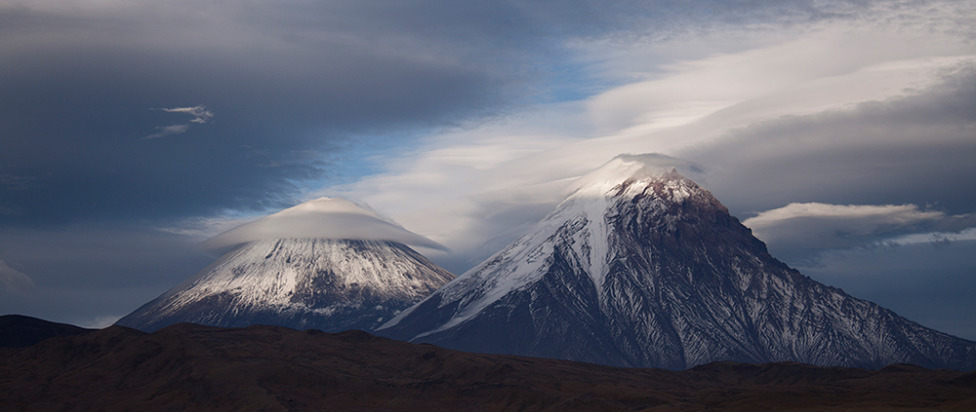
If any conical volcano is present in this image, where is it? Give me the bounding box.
[378,154,976,370]
[117,198,454,332]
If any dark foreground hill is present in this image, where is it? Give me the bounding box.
[2,322,975,411]
[0,314,94,347]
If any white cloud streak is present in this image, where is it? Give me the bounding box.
[744,203,944,230]
[742,202,976,264]
[0,259,35,295]
[743,202,944,246]
[879,227,976,247]
[161,105,214,124]
[145,105,213,139]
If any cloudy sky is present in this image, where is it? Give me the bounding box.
[1,0,974,339]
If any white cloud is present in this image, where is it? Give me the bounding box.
[202,197,447,254]
[743,202,944,246]
[0,259,35,295]
[162,105,214,124]
[741,202,976,265]
[144,124,190,139]
[145,105,213,139]
[879,227,976,247]
[324,3,976,273]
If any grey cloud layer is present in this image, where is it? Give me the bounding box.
[0,226,213,326]
[2,0,970,331]
[685,66,976,218]
[0,0,898,225]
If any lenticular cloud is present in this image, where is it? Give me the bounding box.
[203,197,446,252]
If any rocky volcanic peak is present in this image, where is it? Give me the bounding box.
[118,238,454,332]
[379,154,976,370]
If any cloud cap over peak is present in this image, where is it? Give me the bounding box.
[202,197,447,253]
[574,153,702,186]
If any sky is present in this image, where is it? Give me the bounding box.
[1,0,974,339]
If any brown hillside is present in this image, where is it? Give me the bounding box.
[1,323,974,411]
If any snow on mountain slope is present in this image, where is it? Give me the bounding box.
[378,154,976,370]
[117,239,454,332]
[117,198,454,333]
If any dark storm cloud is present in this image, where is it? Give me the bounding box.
[0,0,886,227]
[0,225,213,327]
[0,1,536,226]
[0,35,497,225]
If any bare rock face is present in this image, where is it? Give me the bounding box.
[378,154,976,370]
[116,238,454,332]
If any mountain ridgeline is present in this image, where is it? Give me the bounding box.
[377,155,976,370]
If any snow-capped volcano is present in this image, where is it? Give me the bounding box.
[117,198,454,332]
[378,154,976,370]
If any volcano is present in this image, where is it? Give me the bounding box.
[117,198,454,332]
[378,154,976,370]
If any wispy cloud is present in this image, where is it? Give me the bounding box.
[161,105,214,124]
[145,124,190,139]
[156,215,260,240]
[742,202,976,263]
[879,227,976,247]
[0,259,35,295]
[743,203,944,244]
[0,174,36,191]
[145,105,213,139]
[325,5,976,273]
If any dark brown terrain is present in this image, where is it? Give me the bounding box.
[1,318,975,411]
[0,314,94,348]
